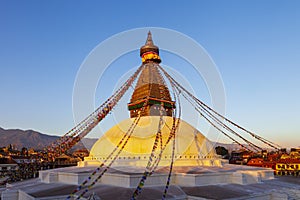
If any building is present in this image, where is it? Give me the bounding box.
[247,158,276,170]
[275,158,300,176]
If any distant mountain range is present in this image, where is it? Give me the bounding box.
[0,127,247,152]
[0,127,97,151]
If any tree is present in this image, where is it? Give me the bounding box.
[21,147,28,157]
[215,146,229,158]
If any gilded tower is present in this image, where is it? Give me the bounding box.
[128,32,175,118]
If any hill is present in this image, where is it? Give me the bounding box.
[0,127,97,151]
[0,127,249,153]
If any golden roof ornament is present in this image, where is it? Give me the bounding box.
[140,31,161,63]
[128,32,174,118]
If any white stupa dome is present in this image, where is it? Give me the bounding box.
[81,116,222,168]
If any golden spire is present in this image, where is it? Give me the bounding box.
[128,32,174,118]
[145,31,154,45]
[140,31,161,63]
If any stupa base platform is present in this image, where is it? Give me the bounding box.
[4,164,299,200]
[37,164,274,187]
[78,157,225,168]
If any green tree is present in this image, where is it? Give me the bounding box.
[215,146,229,157]
[21,147,28,156]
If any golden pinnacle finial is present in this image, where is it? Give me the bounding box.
[145,31,154,46]
[140,31,161,63]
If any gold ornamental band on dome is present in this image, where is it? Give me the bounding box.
[141,51,161,63]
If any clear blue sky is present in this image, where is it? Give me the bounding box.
[1,1,299,148]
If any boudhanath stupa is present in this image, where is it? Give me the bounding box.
[81,32,221,169]
[2,32,299,200]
